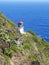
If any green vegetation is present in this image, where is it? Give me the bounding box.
[3,54,11,65]
[28,54,38,60]
[23,43,31,50]
[10,44,21,52]
[0,13,49,65]
[3,48,14,58]
[28,30,36,36]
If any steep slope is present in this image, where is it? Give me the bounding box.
[0,13,20,48]
[0,13,49,65]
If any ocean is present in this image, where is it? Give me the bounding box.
[0,2,49,42]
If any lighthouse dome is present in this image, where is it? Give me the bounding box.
[18,21,23,28]
[18,21,23,25]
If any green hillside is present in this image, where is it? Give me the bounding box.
[0,13,49,65]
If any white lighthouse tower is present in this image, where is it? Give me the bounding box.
[18,21,25,34]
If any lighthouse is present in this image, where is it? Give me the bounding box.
[18,21,25,34]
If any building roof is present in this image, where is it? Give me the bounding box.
[18,21,23,24]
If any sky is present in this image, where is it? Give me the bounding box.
[0,0,49,2]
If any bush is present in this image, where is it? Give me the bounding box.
[11,40,17,45]
[28,54,37,60]
[23,43,31,50]
[10,44,21,52]
[28,30,36,36]
[4,48,14,58]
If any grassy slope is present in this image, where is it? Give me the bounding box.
[0,13,49,65]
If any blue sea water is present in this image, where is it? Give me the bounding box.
[0,2,49,42]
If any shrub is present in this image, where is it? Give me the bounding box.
[10,44,21,52]
[28,54,37,60]
[23,43,31,50]
[28,30,36,36]
[4,48,14,58]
